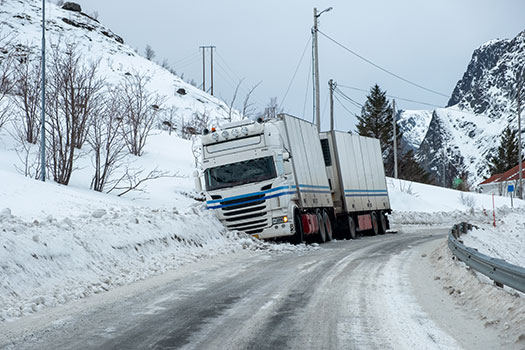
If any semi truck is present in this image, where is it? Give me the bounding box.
[199,113,391,243]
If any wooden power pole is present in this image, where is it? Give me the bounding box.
[329,79,336,132]
[518,71,523,199]
[200,45,215,95]
[393,99,398,179]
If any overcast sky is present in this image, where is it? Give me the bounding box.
[80,0,524,132]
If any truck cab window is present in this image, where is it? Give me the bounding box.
[204,156,277,191]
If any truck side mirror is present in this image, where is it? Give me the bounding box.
[283,152,290,161]
[193,170,202,192]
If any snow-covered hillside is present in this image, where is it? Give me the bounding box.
[397,30,524,187]
[448,30,525,120]
[0,0,238,125]
[397,109,433,151]
[416,108,507,186]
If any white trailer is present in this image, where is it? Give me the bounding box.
[200,114,390,243]
[320,131,391,238]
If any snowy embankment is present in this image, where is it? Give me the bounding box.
[0,131,313,322]
[387,177,525,267]
[0,169,313,322]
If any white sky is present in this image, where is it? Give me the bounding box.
[79,0,525,132]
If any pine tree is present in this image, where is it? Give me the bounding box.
[487,125,519,175]
[356,84,400,176]
[398,150,434,184]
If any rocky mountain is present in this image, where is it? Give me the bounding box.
[397,30,524,187]
[447,30,525,120]
[0,0,238,128]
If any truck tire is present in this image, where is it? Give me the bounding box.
[379,211,387,235]
[292,212,304,244]
[371,212,379,236]
[323,210,333,241]
[348,216,357,240]
[316,210,327,243]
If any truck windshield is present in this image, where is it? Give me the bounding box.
[204,156,276,191]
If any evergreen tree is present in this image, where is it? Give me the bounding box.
[398,150,434,184]
[356,84,400,176]
[487,125,519,175]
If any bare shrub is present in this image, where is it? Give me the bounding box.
[242,81,261,119]
[107,166,176,197]
[181,110,209,140]
[119,72,164,156]
[13,55,41,144]
[0,42,14,129]
[88,88,126,192]
[460,192,476,209]
[46,43,104,185]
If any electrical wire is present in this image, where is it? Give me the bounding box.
[302,55,312,119]
[334,94,360,116]
[317,30,450,99]
[338,84,442,108]
[280,36,312,109]
[334,88,363,108]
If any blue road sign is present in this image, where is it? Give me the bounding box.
[508,184,514,192]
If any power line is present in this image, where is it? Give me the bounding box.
[334,88,363,108]
[334,94,360,116]
[280,35,312,109]
[317,30,450,99]
[338,84,442,108]
[302,55,312,119]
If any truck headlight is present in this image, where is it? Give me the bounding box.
[232,128,240,137]
[222,130,229,139]
[211,132,219,141]
[272,216,288,225]
[241,127,249,135]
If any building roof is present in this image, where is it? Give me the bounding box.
[480,161,525,185]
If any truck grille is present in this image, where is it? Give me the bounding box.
[219,194,268,234]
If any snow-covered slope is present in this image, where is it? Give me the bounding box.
[397,109,433,151]
[0,0,238,125]
[396,30,525,186]
[448,30,525,120]
[416,108,507,186]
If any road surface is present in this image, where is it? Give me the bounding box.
[0,227,506,349]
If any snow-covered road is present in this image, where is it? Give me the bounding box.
[0,227,517,349]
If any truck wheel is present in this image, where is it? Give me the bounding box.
[323,210,333,241]
[379,211,387,234]
[292,212,304,244]
[371,212,379,236]
[316,210,327,243]
[348,216,356,240]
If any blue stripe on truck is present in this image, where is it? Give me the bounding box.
[207,190,297,209]
[206,183,331,209]
[344,189,388,197]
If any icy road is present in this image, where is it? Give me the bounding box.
[0,227,509,349]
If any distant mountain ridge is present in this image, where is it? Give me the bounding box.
[447,30,525,119]
[397,30,525,187]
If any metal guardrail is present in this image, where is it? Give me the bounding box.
[447,222,525,293]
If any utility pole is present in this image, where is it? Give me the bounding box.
[199,45,216,95]
[313,8,321,130]
[518,70,523,199]
[40,0,46,182]
[210,46,214,96]
[312,7,332,131]
[201,46,205,93]
[329,79,336,132]
[393,99,398,179]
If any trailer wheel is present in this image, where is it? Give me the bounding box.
[371,212,379,236]
[323,210,333,241]
[292,212,304,244]
[348,216,357,240]
[316,210,327,243]
[379,211,387,235]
